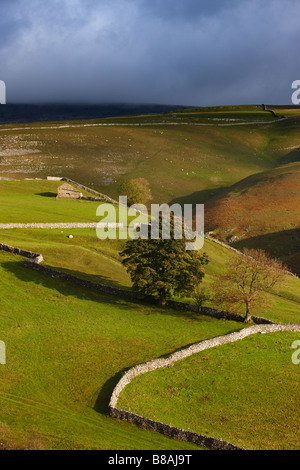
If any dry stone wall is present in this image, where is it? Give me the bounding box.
[25,261,136,300]
[0,223,99,229]
[108,323,300,450]
[0,243,43,263]
[109,324,300,408]
[109,407,244,450]
[61,177,119,205]
[0,242,277,324]
[1,241,299,450]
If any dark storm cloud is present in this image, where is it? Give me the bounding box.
[0,0,299,105]
[0,0,29,48]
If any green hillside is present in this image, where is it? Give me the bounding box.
[117,331,300,450]
[0,249,244,450]
[0,226,299,325]
[204,162,300,271]
[1,105,299,207]
[0,105,299,450]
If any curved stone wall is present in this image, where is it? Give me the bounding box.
[0,241,299,449]
[108,324,300,449]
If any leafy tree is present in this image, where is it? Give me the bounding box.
[192,284,211,314]
[120,178,152,206]
[212,248,286,323]
[120,216,208,306]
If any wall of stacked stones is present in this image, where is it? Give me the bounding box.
[0,242,274,324]
[109,407,244,450]
[0,243,43,264]
[1,241,299,449]
[61,177,119,205]
[108,323,300,450]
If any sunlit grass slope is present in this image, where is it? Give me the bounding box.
[1,106,300,206]
[205,162,300,241]
[117,331,300,450]
[0,228,299,325]
[0,180,106,223]
[0,250,245,450]
[204,162,300,271]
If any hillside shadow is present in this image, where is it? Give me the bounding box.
[231,227,300,252]
[231,228,300,274]
[36,192,57,198]
[1,258,200,322]
[168,186,227,206]
[277,147,300,166]
[37,264,132,291]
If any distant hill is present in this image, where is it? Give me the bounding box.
[0,103,188,125]
[1,103,300,272]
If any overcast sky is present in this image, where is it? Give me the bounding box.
[0,0,299,106]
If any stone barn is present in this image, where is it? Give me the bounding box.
[57,183,83,199]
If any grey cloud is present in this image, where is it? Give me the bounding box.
[0,0,299,105]
[140,0,239,21]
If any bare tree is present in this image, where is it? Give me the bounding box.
[212,248,286,323]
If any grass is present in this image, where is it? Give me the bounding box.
[192,238,300,325]
[1,106,299,266]
[1,107,300,207]
[205,163,300,237]
[0,180,148,230]
[0,105,299,449]
[0,227,132,288]
[0,179,118,223]
[204,162,300,270]
[0,250,246,450]
[1,106,299,268]
[0,228,299,325]
[117,332,300,450]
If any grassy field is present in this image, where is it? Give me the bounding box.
[1,106,299,207]
[0,105,299,450]
[0,227,132,289]
[0,227,299,324]
[117,332,300,450]
[0,179,116,223]
[0,250,246,450]
[1,105,299,273]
